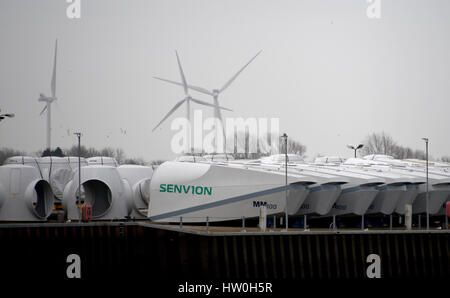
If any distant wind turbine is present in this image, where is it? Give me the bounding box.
[38,39,58,150]
[152,51,232,132]
[153,51,261,134]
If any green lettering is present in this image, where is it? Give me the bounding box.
[204,187,212,195]
[161,184,213,196]
[195,186,203,195]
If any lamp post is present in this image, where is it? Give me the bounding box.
[0,110,15,145]
[422,138,429,230]
[74,132,82,222]
[0,110,15,122]
[347,144,364,158]
[281,133,288,231]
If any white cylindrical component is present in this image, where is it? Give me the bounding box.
[25,179,54,219]
[65,156,88,170]
[259,206,267,232]
[62,165,127,220]
[0,165,55,221]
[86,156,118,167]
[405,204,412,230]
[117,165,153,219]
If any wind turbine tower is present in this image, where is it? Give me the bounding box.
[38,39,58,150]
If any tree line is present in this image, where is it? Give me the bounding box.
[361,132,428,160]
[0,146,147,165]
[1,131,448,165]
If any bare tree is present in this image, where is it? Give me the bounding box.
[440,156,450,163]
[361,132,428,160]
[282,138,307,156]
[230,131,307,159]
[123,157,146,165]
[362,132,397,156]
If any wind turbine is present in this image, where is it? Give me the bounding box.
[152,51,232,132]
[153,50,261,133]
[38,39,58,150]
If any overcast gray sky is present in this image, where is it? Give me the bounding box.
[1,0,449,161]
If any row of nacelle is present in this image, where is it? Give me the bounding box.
[0,159,153,221]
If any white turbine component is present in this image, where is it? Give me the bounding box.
[174,155,208,163]
[4,156,89,202]
[347,156,450,215]
[296,165,385,216]
[65,156,88,170]
[152,51,232,132]
[374,166,450,215]
[154,51,261,138]
[4,156,42,168]
[237,159,349,216]
[217,155,349,216]
[38,39,58,150]
[38,156,73,200]
[338,160,425,215]
[86,156,118,167]
[0,165,54,221]
[62,165,130,220]
[147,161,317,223]
[117,165,154,219]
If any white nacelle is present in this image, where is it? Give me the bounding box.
[148,161,316,223]
[0,164,54,221]
[4,156,41,167]
[64,156,88,170]
[62,165,131,220]
[4,156,88,202]
[117,165,154,219]
[39,157,79,200]
[86,156,118,167]
[174,155,207,163]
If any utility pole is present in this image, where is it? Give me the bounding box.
[281,133,288,231]
[422,138,429,230]
[74,132,82,222]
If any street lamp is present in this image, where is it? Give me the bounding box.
[347,144,364,158]
[422,137,429,230]
[281,133,288,231]
[74,132,82,222]
[0,110,15,146]
[0,110,15,122]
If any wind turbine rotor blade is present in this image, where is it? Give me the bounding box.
[152,98,186,132]
[51,39,58,98]
[39,105,48,116]
[190,98,233,111]
[187,84,214,96]
[175,50,188,95]
[154,76,214,96]
[219,50,262,93]
[154,77,185,88]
